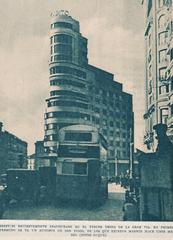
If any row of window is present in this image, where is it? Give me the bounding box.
[51,55,72,62]
[109,149,129,158]
[50,90,86,100]
[47,100,88,109]
[50,66,86,79]
[50,78,86,88]
[51,34,72,44]
[51,44,72,55]
[51,22,72,30]
[90,98,122,108]
[45,111,90,120]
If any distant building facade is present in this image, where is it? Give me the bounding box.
[0,122,27,175]
[28,141,46,170]
[44,10,134,176]
[142,0,173,150]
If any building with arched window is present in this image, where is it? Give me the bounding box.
[43,10,134,177]
[142,0,173,150]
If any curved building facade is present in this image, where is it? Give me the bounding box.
[44,11,91,154]
[143,0,173,150]
[44,10,134,176]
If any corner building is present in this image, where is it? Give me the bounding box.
[142,0,173,150]
[44,10,134,177]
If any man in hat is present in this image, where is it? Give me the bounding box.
[153,123,173,155]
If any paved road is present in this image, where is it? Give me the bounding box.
[3,184,125,221]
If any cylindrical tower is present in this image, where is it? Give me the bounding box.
[44,10,91,155]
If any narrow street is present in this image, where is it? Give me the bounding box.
[3,184,125,221]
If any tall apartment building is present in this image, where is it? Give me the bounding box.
[0,122,27,176]
[44,10,134,176]
[142,0,173,150]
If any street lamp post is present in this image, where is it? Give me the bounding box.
[129,127,134,179]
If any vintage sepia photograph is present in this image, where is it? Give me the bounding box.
[0,0,173,230]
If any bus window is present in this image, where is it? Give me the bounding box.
[62,162,87,175]
[62,162,73,174]
[74,163,87,175]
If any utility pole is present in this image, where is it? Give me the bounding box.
[129,127,134,179]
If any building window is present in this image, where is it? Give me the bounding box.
[171,78,173,90]
[50,66,86,79]
[160,108,168,124]
[109,150,114,157]
[95,107,100,113]
[110,121,114,127]
[148,50,152,63]
[102,129,107,136]
[103,109,107,115]
[159,31,168,45]
[50,46,53,55]
[50,79,85,88]
[171,104,173,115]
[160,83,169,94]
[148,80,152,94]
[50,90,86,100]
[110,131,114,137]
[159,49,167,63]
[54,34,72,44]
[46,111,90,120]
[54,55,72,61]
[158,15,166,28]
[170,48,173,61]
[54,44,72,55]
[159,67,166,81]
[149,65,152,77]
[147,0,152,16]
[149,34,151,47]
[51,22,73,30]
[95,118,100,124]
[48,100,88,109]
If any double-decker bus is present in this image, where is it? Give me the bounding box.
[56,124,108,207]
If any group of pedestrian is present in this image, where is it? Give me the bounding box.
[113,172,131,188]
[122,174,140,221]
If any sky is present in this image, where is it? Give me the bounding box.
[0,0,145,154]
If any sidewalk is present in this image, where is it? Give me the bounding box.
[108,183,126,193]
